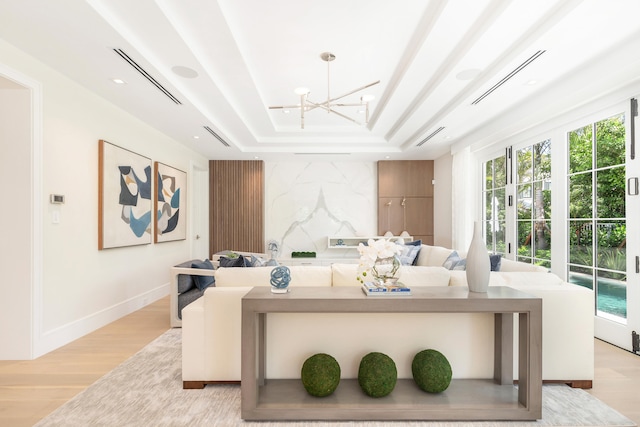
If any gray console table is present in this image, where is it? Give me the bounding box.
[241,286,542,421]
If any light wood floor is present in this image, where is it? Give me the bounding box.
[0,297,170,427]
[1,296,639,426]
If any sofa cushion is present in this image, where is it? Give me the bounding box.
[215,265,332,288]
[415,245,455,267]
[177,287,205,319]
[496,271,563,288]
[331,263,361,287]
[397,266,451,287]
[190,259,215,290]
[499,258,547,272]
[448,271,508,287]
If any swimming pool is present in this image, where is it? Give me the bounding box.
[569,272,627,319]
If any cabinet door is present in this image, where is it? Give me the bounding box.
[378,197,405,235]
[378,160,434,197]
[378,197,433,237]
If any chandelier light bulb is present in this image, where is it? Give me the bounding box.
[361,94,375,102]
[294,87,310,95]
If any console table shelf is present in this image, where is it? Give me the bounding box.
[256,379,525,421]
[241,286,542,421]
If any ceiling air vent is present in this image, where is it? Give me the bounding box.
[471,50,546,105]
[416,126,445,147]
[204,126,230,147]
[294,153,351,155]
[113,48,182,105]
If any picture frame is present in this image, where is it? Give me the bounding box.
[154,161,187,243]
[98,140,152,250]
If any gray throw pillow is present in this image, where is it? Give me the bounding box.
[190,259,215,290]
[219,255,246,268]
[490,254,502,271]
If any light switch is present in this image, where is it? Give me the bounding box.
[52,211,60,224]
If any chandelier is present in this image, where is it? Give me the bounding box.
[269,52,379,129]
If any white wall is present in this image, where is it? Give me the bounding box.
[0,40,209,357]
[264,160,455,258]
[265,161,377,259]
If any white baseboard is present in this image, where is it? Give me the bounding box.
[34,284,169,358]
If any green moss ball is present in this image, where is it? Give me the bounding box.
[358,352,397,397]
[411,349,452,393]
[301,353,341,397]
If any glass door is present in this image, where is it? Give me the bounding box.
[567,108,640,350]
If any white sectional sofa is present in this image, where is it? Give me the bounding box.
[181,245,594,389]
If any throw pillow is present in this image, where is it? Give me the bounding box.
[190,259,215,290]
[442,251,466,270]
[219,255,246,268]
[249,255,267,267]
[490,254,502,271]
[397,243,421,266]
[404,240,422,265]
[442,251,460,269]
[451,258,466,271]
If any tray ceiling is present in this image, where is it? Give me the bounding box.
[2,0,640,160]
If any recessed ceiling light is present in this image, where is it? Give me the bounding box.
[283,109,291,114]
[111,78,126,84]
[193,135,200,139]
[385,155,390,159]
[525,79,538,86]
[455,69,481,81]
[172,66,199,79]
[254,156,259,159]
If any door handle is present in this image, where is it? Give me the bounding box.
[628,178,639,196]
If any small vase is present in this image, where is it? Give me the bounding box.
[466,221,490,293]
[372,256,400,286]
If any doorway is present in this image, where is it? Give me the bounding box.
[566,104,640,351]
[0,74,35,359]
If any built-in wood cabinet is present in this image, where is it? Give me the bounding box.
[377,161,434,244]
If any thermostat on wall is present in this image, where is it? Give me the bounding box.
[50,194,65,204]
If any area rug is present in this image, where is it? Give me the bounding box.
[35,329,636,427]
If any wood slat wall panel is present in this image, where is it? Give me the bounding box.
[209,160,264,256]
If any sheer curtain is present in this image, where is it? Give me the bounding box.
[451,146,479,252]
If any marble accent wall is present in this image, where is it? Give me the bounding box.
[265,162,377,259]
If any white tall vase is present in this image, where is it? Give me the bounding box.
[465,221,490,293]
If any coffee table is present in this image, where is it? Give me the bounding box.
[241,286,542,421]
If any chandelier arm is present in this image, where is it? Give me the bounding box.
[307,100,362,125]
[268,105,302,109]
[327,80,380,104]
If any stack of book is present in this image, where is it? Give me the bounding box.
[361,281,412,296]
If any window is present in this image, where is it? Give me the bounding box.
[483,141,551,268]
[567,113,627,321]
[516,140,552,268]
[483,154,506,254]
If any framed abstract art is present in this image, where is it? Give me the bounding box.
[98,140,152,250]
[154,161,187,243]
